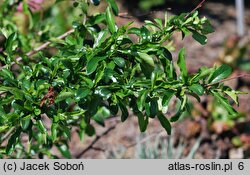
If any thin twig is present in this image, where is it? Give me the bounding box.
[91,146,105,152]
[206,74,250,87]
[76,125,116,158]
[118,12,133,19]
[0,127,15,143]
[185,0,206,18]
[0,29,75,71]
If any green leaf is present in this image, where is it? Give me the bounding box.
[224,91,239,106]
[180,95,187,110]
[55,92,75,103]
[65,35,77,45]
[94,29,108,48]
[136,52,155,78]
[75,88,91,100]
[36,120,47,134]
[137,112,148,132]
[137,53,154,67]
[202,21,214,34]
[57,144,71,158]
[161,47,172,60]
[212,91,238,115]
[192,30,207,45]
[60,125,71,139]
[170,97,186,122]
[113,57,125,68]
[93,107,110,126]
[162,90,175,107]
[95,88,111,100]
[85,124,96,136]
[157,112,171,135]
[106,0,119,16]
[149,98,158,118]
[208,64,232,84]
[151,71,157,88]
[21,115,32,130]
[128,27,141,36]
[106,6,116,34]
[94,62,106,85]
[89,14,106,25]
[170,108,183,122]
[86,56,106,75]
[62,58,73,70]
[188,84,204,96]
[118,99,129,122]
[137,90,148,111]
[51,123,58,142]
[24,100,33,111]
[23,2,34,29]
[6,128,21,155]
[190,67,213,83]
[5,32,17,54]
[0,68,15,80]
[181,27,190,38]
[154,18,163,29]
[55,0,66,3]
[0,125,8,133]
[34,108,41,116]
[239,61,250,72]
[177,48,188,81]
[11,100,25,111]
[90,0,100,6]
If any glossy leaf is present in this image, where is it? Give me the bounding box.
[51,123,58,142]
[157,112,171,135]
[162,90,175,107]
[192,30,207,45]
[137,52,154,67]
[212,91,238,115]
[208,64,232,84]
[85,124,96,136]
[37,120,47,134]
[106,7,116,34]
[137,90,148,111]
[5,33,16,54]
[106,0,119,16]
[118,100,129,122]
[188,84,204,96]
[137,112,148,132]
[86,56,106,75]
[224,90,239,106]
[55,92,75,103]
[177,48,188,82]
[113,57,125,68]
[57,144,71,158]
[6,128,21,155]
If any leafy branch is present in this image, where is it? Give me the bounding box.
[0,0,243,158]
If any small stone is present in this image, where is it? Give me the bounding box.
[229,148,244,159]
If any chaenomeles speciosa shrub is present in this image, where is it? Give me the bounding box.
[0,0,243,158]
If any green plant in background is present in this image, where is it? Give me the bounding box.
[217,36,250,73]
[138,0,165,11]
[0,0,243,158]
[135,131,201,159]
[137,0,198,11]
[105,130,201,159]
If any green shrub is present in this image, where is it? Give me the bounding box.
[0,0,241,158]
